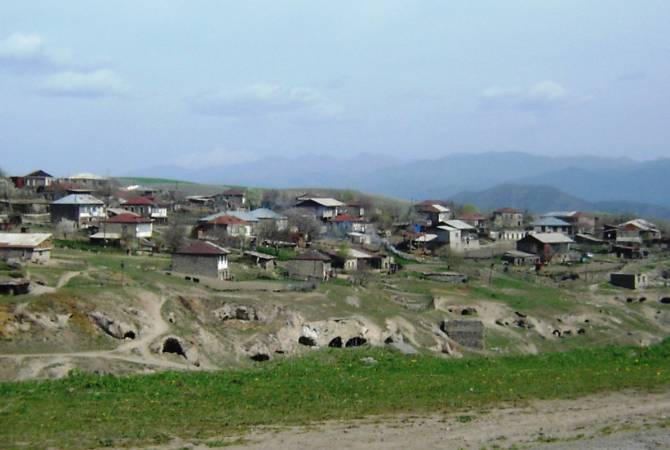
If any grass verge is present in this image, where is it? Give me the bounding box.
[1,340,669,449]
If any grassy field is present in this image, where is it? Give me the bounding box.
[1,340,669,449]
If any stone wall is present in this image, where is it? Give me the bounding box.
[441,319,485,349]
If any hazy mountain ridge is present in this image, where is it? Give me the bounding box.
[451,183,670,219]
[128,151,670,211]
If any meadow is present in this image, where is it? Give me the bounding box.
[1,339,669,449]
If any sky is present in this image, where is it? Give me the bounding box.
[1,0,669,176]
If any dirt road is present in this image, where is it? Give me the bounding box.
[165,390,670,449]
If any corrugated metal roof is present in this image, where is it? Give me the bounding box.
[525,233,574,244]
[249,208,287,220]
[0,232,52,248]
[439,220,477,231]
[531,217,571,227]
[51,194,104,205]
[297,198,346,207]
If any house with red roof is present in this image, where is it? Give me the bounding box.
[329,213,367,233]
[195,212,253,239]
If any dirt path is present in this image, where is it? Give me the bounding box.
[167,390,670,450]
[0,288,203,376]
[56,270,82,288]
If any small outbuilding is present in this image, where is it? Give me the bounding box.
[610,273,648,290]
[0,232,53,263]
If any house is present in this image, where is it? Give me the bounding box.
[347,232,371,245]
[434,220,480,253]
[295,197,346,220]
[242,250,277,270]
[65,173,111,190]
[0,232,53,263]
[195,213,253,239]
[489,229,527,241]
[23,170,55,191]
[172,241,230,280]
[219,189,247,209]
[286,250,332,281]
[50,194,106,227]
[542,211,595,235]
[329,214,367,234]
[618,219,662,242]
[531,217,573,235]
[457,212,489,234]
[516,233,574,263]
[122,197,168,223]
[610,273,648,290]
[346,201,366,217]
[325,247,375,272]
[245,208,288,231]
[492,208,524,228]
[414,201,451,226]
[502,250,540,266]
[104,213,153,243]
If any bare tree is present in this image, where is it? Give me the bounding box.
[162,220,186,252]
[284,208,321,240]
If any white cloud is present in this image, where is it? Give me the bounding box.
[37,69,128,98]
[171,148,258,170]
[481,81,568,110]
[0,33,69,71]
[192,83,343,120]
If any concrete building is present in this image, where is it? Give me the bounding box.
[172,241,230,280]
[492,208,524,228]
[50,194,106,227]
[0,232,53,263]
[122,197,168,223]
[435,220,480,253]
[610,273,648,290]
[105,213,153,240]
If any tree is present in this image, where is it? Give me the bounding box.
[458,204,479,215]
[284,208,321,240]
[162,220,186,252]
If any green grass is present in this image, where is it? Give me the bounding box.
[255,245,297,261]
[470,274,573,313]
[1,340,669,449]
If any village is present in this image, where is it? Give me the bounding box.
[0,168,668,379]
[1,169,668,289]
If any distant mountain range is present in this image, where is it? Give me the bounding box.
[128,151,670,218]
[451,184,670,219]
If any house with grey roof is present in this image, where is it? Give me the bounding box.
[531,217,573,235]
[517,232,574,263]
[50,194,106,227]
[295,197,345,220]
[434,219,480,253]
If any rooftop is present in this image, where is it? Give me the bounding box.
[0,232,52,249]
[525,232,574,244]
[293,250,331,261]
[175,241,229,256]
[531,217,572,227]
[51,194,105,205]
[107,213,152,224]
[296,197,346,208]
